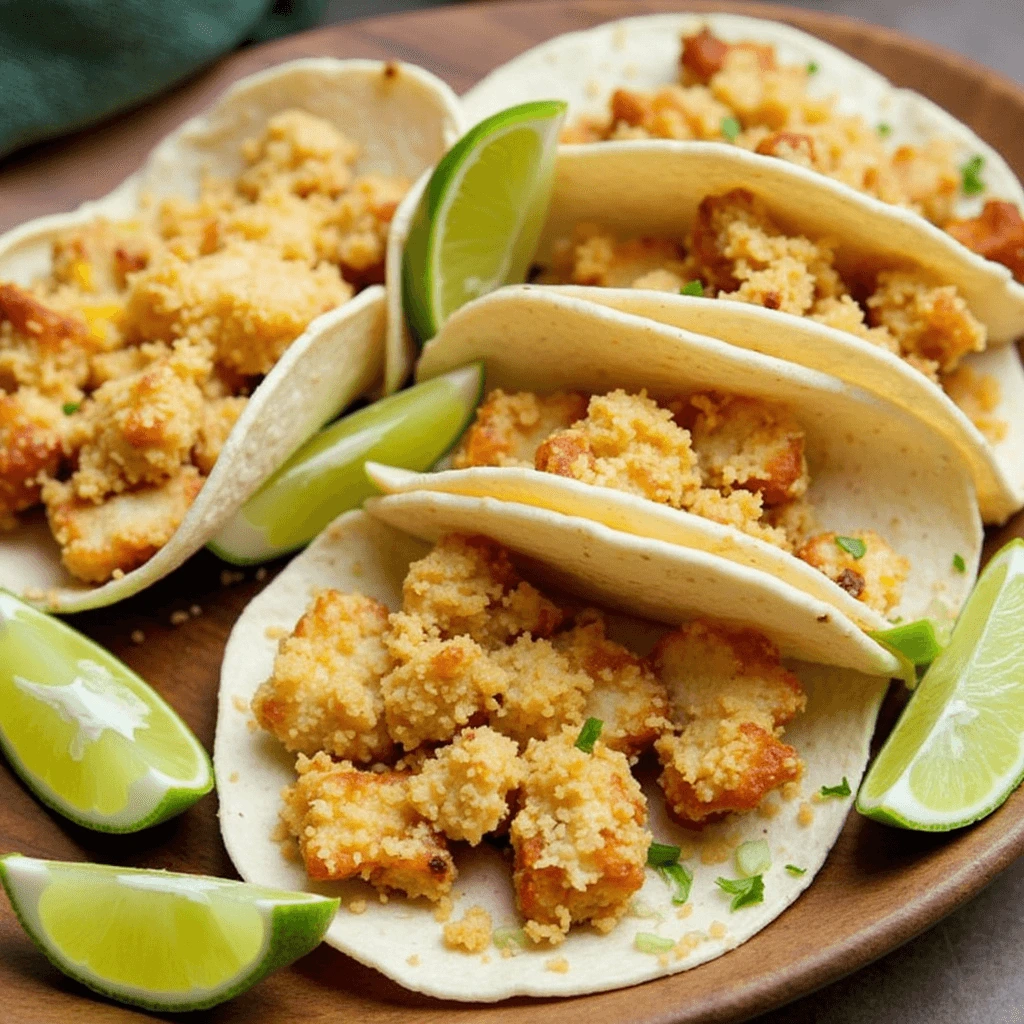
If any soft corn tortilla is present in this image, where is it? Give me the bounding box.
[215,507,889,1001]
[0,59,463,613]
[391,287,983,628]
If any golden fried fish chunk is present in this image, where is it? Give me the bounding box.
[542,223,689,288]
[511,726,649,945]
[0,388,65,525]
[252,590,395,764]
[281,752,455,901]
[796,530,909,615]
[408,726,524,845]
[191,395,248,474]
[652,620,806,828]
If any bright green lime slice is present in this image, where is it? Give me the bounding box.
[0,855,337,1012]
[0,592,211,832]
[403,99,567,343]
[209,363,484,565]
[858,539,1024,830]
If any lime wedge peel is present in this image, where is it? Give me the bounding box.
[403,99,567,343]
[0,855,338,1012]
[0,592,212,833]
[858,539,1024,831]
[209,362,485,566]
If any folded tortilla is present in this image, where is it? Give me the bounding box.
[215,506,889,1000]
[0,59,463,612]
[375,287,982,631]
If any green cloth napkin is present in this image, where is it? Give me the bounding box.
[0,0,325,160]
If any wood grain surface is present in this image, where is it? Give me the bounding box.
[2,3,1023,1022]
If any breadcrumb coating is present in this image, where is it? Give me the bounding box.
[652,621,806,827]
[795,530,909,614]
[408,727,524,844]
[946,200,1024,281]
[252,590,395,763]
[511,726,649,944]
[280,751,455,901]
[443,905,493,953]
[192,394,248,474]
[542,224,689,288]
[0,388,65,525]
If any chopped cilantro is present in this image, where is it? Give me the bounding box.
[835,535,866,559]
[634,932,676,955]
[574,716,602,753]
[658,862,693,904]
[953,553,967,573]
[961,154,985,196]
[876,122,893,137]
[647,841,682,867]
[680,279,704,297]
[720,116,741,142]
[715,874,765,911]
[819,777,852,799]
[868,619,944,668]
[785,864,807,876]
[807,60,819,74]
[62,402,80,415]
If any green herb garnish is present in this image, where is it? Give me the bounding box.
[680,279,704,297]
[819,777,852,799]
[62,402,80,415]
[720,116,741,142]
[785,864,807,876]
[715,874,765,911]
[835,535,866,559]
[634,932,676,955]
[492,926,528,950]
[807,61,819,74]
[953,553,967,573]
[961,154,985,196]
[867,619,945,668]
[876,122,893,137]
[574,717,603,753]
[647,841,682,867]
[658,863,693,905]
[734,839,771,877]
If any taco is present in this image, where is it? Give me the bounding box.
[371,287,981,635]
[214,504,890,1000]
[0,59,463,612]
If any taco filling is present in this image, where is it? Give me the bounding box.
[0,110,409,584]
[255,533,809,946]
[562,26,1024,282]
[453,386,908,615]
[539,188,1006,443]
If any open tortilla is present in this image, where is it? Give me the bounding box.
[378,287,982,630]
[215,506,889,1000]
[0,59,463,613]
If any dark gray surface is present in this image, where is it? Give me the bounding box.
[320,1,1024,1021]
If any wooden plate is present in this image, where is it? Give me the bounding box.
[2,3,1023,1021]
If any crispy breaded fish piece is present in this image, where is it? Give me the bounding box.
[652,620,806,828]
[796,530,909,615]
[535,389,702,509]
[281,751,455,901]
[408,726,524,845]
[192,395,247,474]
[381,611,508,749]
[401,533,564,647]
[946,200,1024,281]
[43,465,204,584]
[0,388,65,526]
[252,590,395,764]
[511,725,649,945]
[454,389,589,469]
[553,609,669,758]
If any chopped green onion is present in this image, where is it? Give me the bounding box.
[876,122,893,137]
[720,116,741,142]
[492,926,528,950]
[627,897,664,920]
[658,863,693,905]
[735,839,771,877]
[785,864,807,876]
[819,777,852,799]
[646,842,682,867]
[953,553,966,573]
[62,402,80,415]
[715,874,765,911]
[807,61,819,74]
[574,716,603,753]
[867,619,945,668]
[634,932,676,955]
[961,154,985,196]
[680,279,704,297]
[835,535,866,559]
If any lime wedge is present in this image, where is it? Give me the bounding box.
[209,363,484,565]
[403,99,567,343]
[0,592,212,832]
[858,539,1024,830]
[0,855,337,1011]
